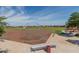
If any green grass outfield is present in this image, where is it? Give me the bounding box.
[5,26,64,33]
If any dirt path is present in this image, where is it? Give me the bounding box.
[4,29,51,45]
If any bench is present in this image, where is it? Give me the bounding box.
[31,44,56,53]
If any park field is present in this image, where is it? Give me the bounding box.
[5,26,65,33]
[3,26,64,44]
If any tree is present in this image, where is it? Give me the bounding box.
[0,17,7,37]
[66,12,79,28]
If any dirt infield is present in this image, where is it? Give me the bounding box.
[3,29,51,45]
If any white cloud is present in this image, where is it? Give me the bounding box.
[0,6,67,26]
[0,7,16,17]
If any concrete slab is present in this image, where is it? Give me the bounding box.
[0,40,31,53]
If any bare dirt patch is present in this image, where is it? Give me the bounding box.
[3,29,51,45]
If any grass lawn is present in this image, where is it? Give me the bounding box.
[5,26,64,33]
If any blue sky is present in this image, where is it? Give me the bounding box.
[0,6,79,26]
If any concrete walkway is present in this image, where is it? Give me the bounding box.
[47,34,79,53]
[0,40,31,53]
[0,33,79,53]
